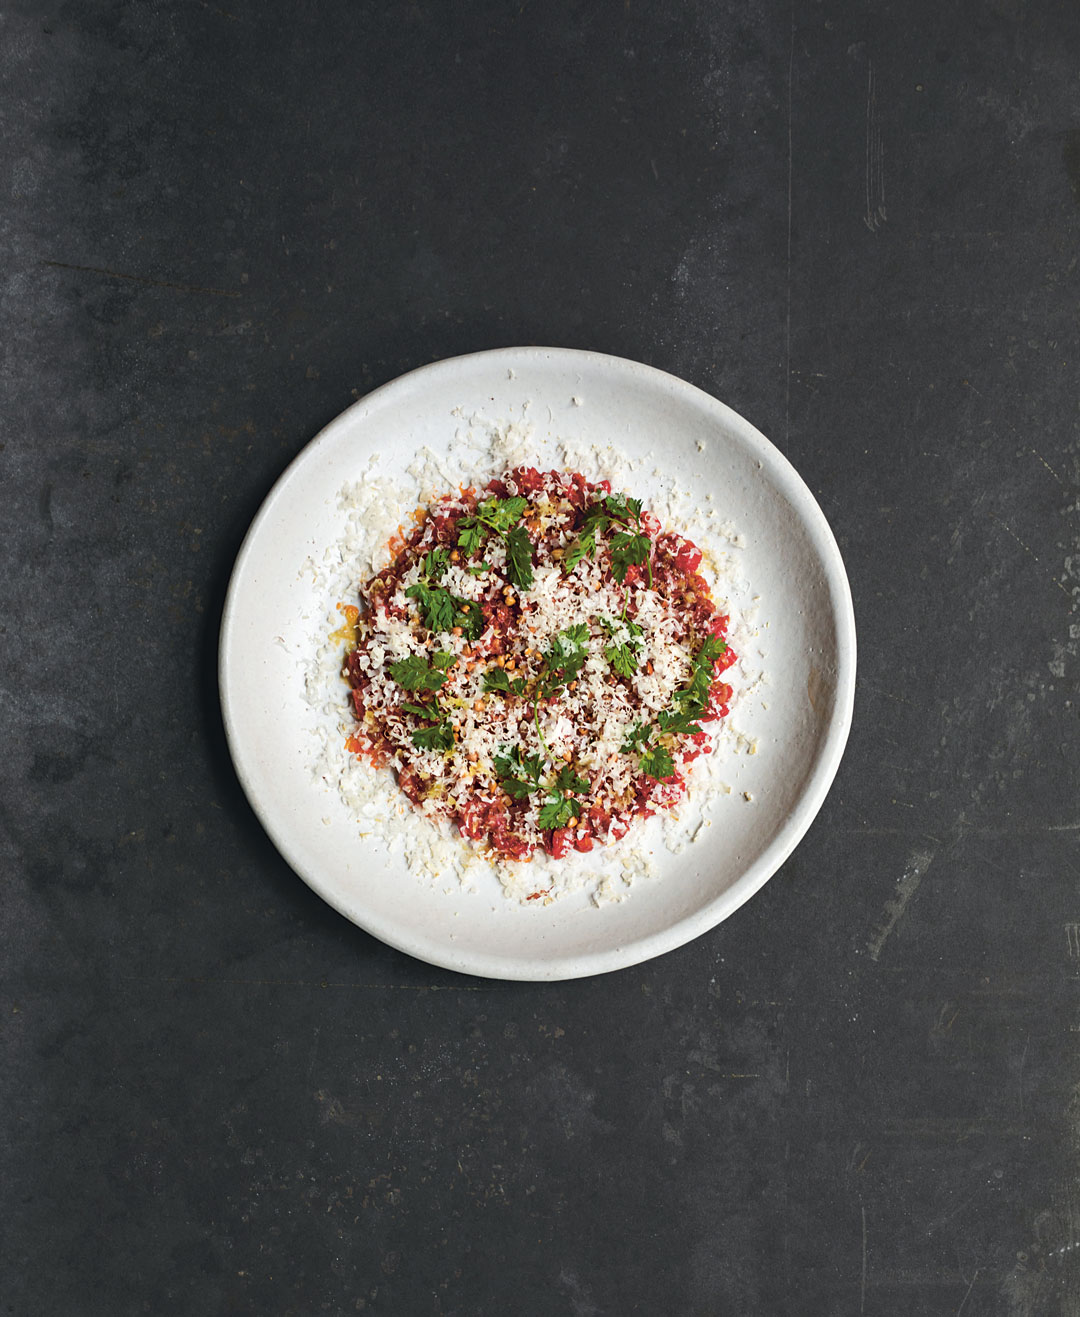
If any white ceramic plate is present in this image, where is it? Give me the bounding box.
[219,348,855,980]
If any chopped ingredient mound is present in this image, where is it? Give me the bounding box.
[340,466,737,863]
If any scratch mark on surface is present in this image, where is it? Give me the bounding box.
[956,1268,979,1316]
[1031,446,1066,486]
[864,60,886,231]
[856,676,919,708]
[1067,924,1080,958]
[992,514,1073,599]
[860,1204,868,1313]
[41,259,243,298]
[1018,1036,1029,1115]
[867,847,935,961]
[196,0,242,20]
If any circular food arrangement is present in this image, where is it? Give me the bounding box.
[339,465,737,888]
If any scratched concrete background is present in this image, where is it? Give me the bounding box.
[3,0,1079,1313]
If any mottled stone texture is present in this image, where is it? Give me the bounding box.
[3,1,1080,1313]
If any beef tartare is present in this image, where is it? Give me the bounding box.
[341,466,736,864]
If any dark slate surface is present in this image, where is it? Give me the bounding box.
[3,1,1079,1313]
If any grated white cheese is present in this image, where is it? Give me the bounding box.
[301,418,764,905]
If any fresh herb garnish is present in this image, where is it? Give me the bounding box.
[672,634,728,716]
[656,707,705,737]
[537,765,590,830]
[456,495,534,590]
[496,749,587,831]
[400,701,433,718]
[602,615,644,678]
[639,742,675,781]
[609,529,651,584]
[404,580,456,633]
[390,660,455,750]
[494,746,545,801]
[617,635,725,777]
[419,546,449,580]
[483,668,527,697]
[620,722,653,755]
[537,795,575,830]
[537,624,590,698]
[404,551,484,639]
[412,722,455,752]
[604,640,638,678]
[389,653,455,691]
[564,494,653,587]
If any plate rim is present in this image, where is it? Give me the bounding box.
[219,346,857,980]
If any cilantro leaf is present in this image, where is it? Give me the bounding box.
[501,776,536,802]
[494,746,544,800]
[604,641,638,678]
[602,493,642,523]
[672,635,727,713]
[483,669,526,696]
[389,655,450,691]
[477,495,528,533]
[564,529,596,571]
[674,676,708,716]
[538,795,576,830]
[400,701,433,718]
[412,723,454,752]
[657,708,704,737]
[697,634,728,665]
[539,625,590,695]
[504,525,534,590]
[431,651,455,671]
[405,582,455,632]
[620,722,653,755]
[405,581,483,638]
[420,547,449,580]
[609,531,650,583]
[640,743,675,780]
[494,747,543,783]
[452,598,485,640]
[456,520,485,557]
[467,562,492,575]
[552,765,588,794]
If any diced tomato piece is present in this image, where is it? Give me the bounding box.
[545,828,572,858]
[512,466,544,493]
[574,834,594,853]
[674,542,702,574]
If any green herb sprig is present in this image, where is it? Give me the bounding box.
[536,764,590,830]
[388,654,457,751]
[456,495,534,591]
[404,550,483,640]
[601,615,644,678]
[565,494,652,587]
[494,750,588,832]
[389,652,455,691]
[483,668,527,697]
[618,635,728,778]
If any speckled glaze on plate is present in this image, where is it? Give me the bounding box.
[219,348,856,981]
